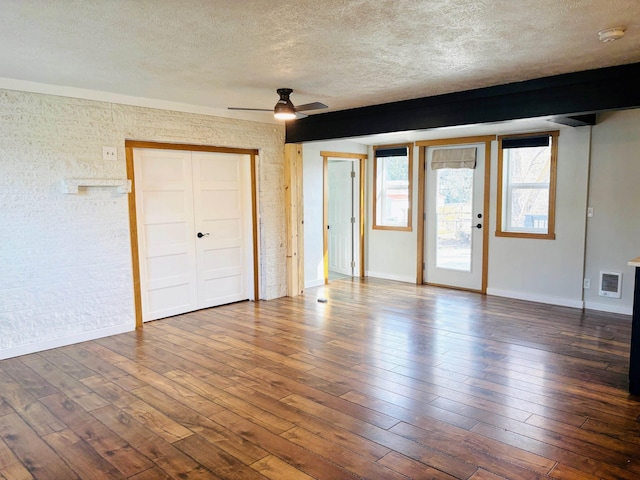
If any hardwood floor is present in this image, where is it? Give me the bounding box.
[1,278,639,479]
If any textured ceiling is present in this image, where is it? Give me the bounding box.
[1,0,639,124]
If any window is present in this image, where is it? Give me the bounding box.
[373,144,413,230]
[496,131,558,239]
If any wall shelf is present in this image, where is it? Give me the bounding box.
[62,178,131,194]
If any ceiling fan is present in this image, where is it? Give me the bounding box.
[228,88,327,120]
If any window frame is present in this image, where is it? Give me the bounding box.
[496,131,559,240]
[372,143,413,231]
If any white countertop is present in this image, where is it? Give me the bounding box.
[629,257,640,267]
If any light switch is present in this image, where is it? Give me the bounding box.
[587,207,594,218]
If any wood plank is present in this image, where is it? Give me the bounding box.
[279,394,477,479]
[213,409,357,480]
[42,428,122,479]
[377,451,459,480]
[0,359,59,399]
[62,345,145,391]
[340,389,478,431]
[39,393,153,477]
[389,420,556,478]
[251,367,400,430]
[174,434,267,479]
[91,406,217,478]
[471,421,639,479]
[281,426,412,480]
[223,384,391,462]
[0,413,80,479]
[0,370,65,437]
[0,436,34,480]
[251,455,314,480]
[128,467,174,480]
[18,355,109,412]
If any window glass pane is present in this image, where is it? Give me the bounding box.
[501,140,553,234]
[506,146,550,184]
[435,168,473,271]
[508,187,549,230]
[376,155,409,227]
[497,132,557,238]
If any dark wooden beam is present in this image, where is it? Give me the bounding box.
[286,63,640,143]
[548,114,598,127]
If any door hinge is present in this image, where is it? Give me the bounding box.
[350,261,356,268]
[423,213,426,221]
[422,262,426,270]
[351,217,356,223]
[350,170,356,178]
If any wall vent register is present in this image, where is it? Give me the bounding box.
[599,271,622,298]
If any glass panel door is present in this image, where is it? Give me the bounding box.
[435,168,473,272]
[425,144,485,291]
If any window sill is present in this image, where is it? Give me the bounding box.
[495,231,555,240]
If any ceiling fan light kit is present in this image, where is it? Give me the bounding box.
[598,27,626,43]
[274,89,297,120]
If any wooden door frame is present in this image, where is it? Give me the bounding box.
[125,140,260,329]
[321,151,367,284]
[415,136,494,293]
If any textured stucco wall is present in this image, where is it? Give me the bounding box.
[0,89,286,358]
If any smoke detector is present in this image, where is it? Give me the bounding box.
[598,27,626,43]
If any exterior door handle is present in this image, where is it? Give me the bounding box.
[197,232,210,238]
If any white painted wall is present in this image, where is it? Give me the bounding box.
[0,89,286,359]
[487,127,591,308]
[302,140,368,288]
[583,109,640,315]
[300,110,639,318]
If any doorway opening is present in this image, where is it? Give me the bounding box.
[321,151,367,284]
[416,136,493,292]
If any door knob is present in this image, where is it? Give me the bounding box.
[475,224,482,229]
[197,232,210,238]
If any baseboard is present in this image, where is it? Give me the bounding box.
[486,288,584,309]
[584,301,632,316]
[0,323,135,361]
[305,278,325,288]
[366,271,416,284]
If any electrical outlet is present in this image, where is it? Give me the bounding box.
[583,278,591,289]
[103,146,117,161]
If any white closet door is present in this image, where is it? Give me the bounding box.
[192,152,249,308]
[134,148,198,321]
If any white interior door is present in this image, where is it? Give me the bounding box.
[424,144,485,290]
[328,160,356,276]
[192,152,252,308]
[134,148,253,322]
[134,149,198,320]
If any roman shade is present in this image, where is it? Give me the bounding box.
[431,147,477,169]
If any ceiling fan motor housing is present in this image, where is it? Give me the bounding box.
[275,88,296,117]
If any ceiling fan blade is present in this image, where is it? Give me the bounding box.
[227,107,273,112]
[294,102,328,112]
[294,111,308,119]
